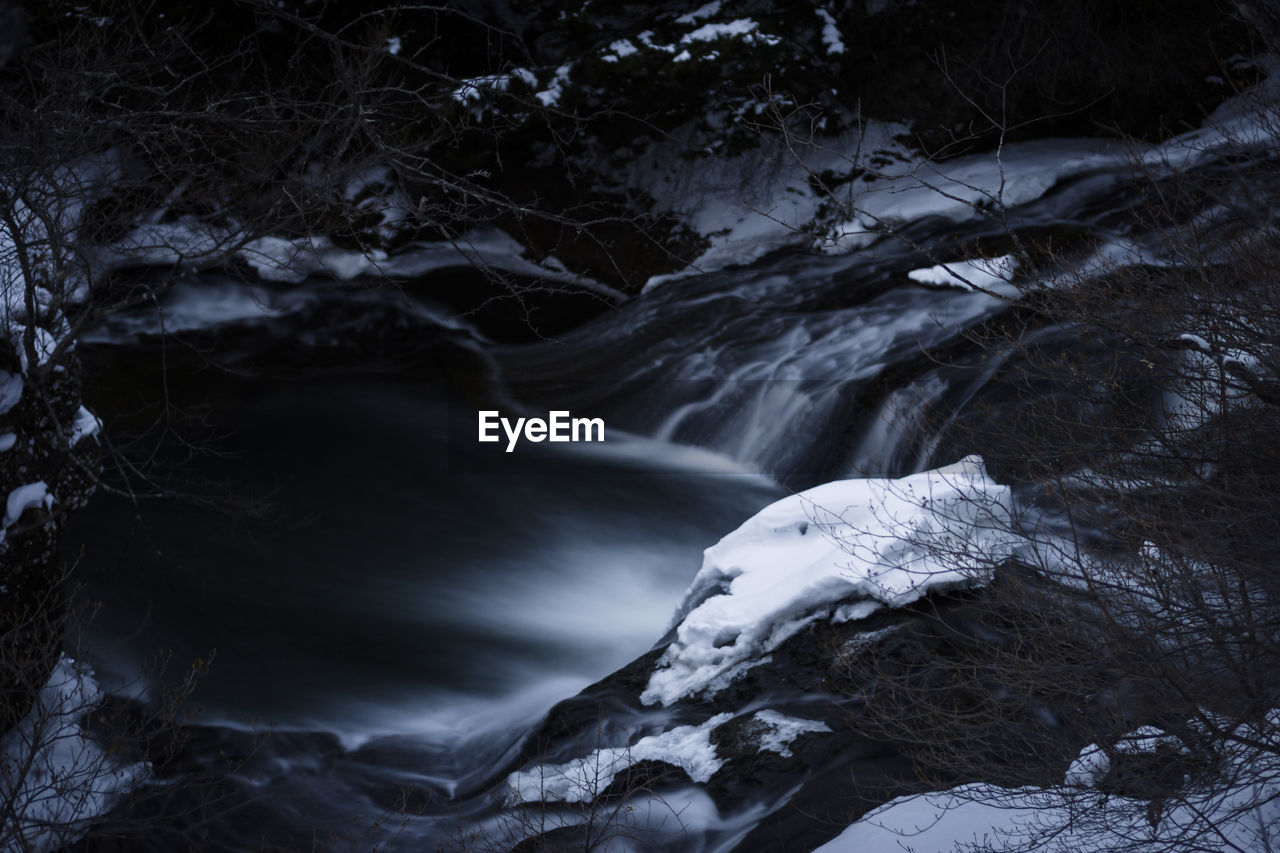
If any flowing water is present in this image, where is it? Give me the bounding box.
[60,143,1258,850]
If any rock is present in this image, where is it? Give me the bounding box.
[0,342,98,739]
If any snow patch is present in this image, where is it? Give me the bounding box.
[637,123,914,289]
[820,712,1280,852]
[0,656,148,853]
[681,19,780,47]
[608,39,638,58]
[70,407,100,446]
[675,1,721,24]
[1179,332,1212,353]
[1113,725,1186,755]
[752,710,831,757]
[5,481,49,527]
[822,140,1117,252]
[815,9,845,55]
[94,216,239,269]
[907,254,1020,298]
[506,713,732,803]
[240,235,387,283]
[10,327,61,373]
[1064,743,1110,788]
[536,64,572,107]
[235,229,619,299]
[637,30,677,53]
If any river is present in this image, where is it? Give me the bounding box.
[60,135,1253,850]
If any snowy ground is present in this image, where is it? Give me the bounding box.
[817,716,1280,852]
[638,57,1280,290]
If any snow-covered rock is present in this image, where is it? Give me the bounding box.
[1064,743,1110,788]
[1113,725,1187,756]
[69,407,100,447]
[0,656,148,853]
[4,481,49,528]
[642,456,1024,706]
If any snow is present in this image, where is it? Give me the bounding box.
[636,122,915,290]
[681,19,780,47]
[536,64,572,107]
[81,277,289,341]
[93,217,609,294]
[0,433,14,452]
[814,783,1067,853]
[341,165,410,242]
[234,229,621,299]
[675,1,721,24]
[1113,725,1185,756]
[907,254,1020,298]
[1179,332,1212,353]
[820,67,1279,254]
[0,656,148,853]
[240,235,388,283]
[637,30,677,53]
[823,140,1121,252]
[70,406,100,446]
[636,130,1116,288]
[641,60,1280,287]
[506,713,732,804]
[818,715,1280,853]
[384,35,401,55]
[0,151,123,316]
[815,9,844,55]
[1142,56,1280,172]
[832,600,883,624]
[9,327,61,374]
[751,710,831,758]
[641,456,1024,706]
[4,481,49,527]
[608,39,638,58]
[1064,743,1110,788]
[84,228,621,342]
[93,216,239,269]
[0,372,21,415]
[817,772,1280,853]
[90,170,408,278]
